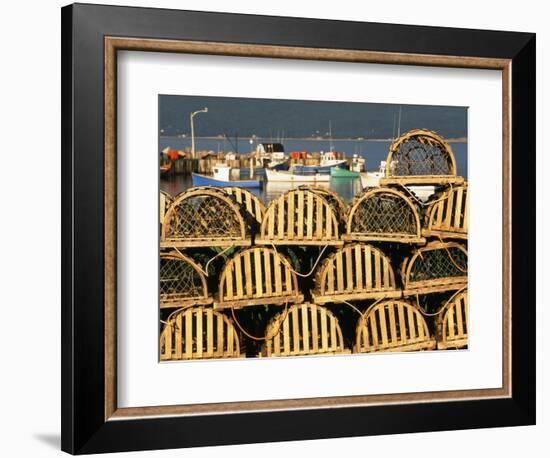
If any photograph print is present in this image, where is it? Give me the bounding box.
[158,95,468,361]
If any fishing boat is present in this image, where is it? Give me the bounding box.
[160,162,173,176]
[192,164,261,188]
[360,161,435,202]
[265,168,330,183]
[331,166,360,178]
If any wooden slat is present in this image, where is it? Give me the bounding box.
[443,188,455,229]
[311,303,319,352]
[234,254,243,298]
[301,304,310,353]
[287,193,295,240]
[284,262,293,294]
[273,322,281,355]
[325,207,333,239]
[320,306,328,350]
[454,187,464,229]
[326,259,335,294]
[264,249,272,296]
[292,306,300,353]
[244,250,253,297]
[195,308,203,358]
[227,321,234,354]
[378,305,388,346]
[297,190,304,239]
[355,245,363,290]
[206,308,213,355]
[185,310,192,357]
[316,196,323,239]
[365,247,373,289]
[306,191,314,239]
[374,249,381,289]
[447,304,456,339]
[254,248,263,297]
[336,251,344,292]
[345,247,353,291]
[383,258,390,289]
[225,263,234,300]
[283,310,290,355]
[456,296,465,336]
[274,253,282,294]
[277,197,285,240]
[388,303,397,344]
[330,314,337,351]
[397,302,407,343]
[217,312,224,355]
[175,313,182,359]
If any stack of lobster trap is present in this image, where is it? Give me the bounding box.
[159,129,469,360]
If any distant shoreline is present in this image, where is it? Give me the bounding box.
[160,135,468,143]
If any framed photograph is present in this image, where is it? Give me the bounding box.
[61,3,536,454]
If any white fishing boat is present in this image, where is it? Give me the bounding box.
[360,160,436,202]
[265,168,330,183]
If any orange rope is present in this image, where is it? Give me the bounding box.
[230,300,290,342]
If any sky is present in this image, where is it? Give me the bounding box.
[159,94,468,139]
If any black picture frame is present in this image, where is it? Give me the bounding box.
[61,3,535,454]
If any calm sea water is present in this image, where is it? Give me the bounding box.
[159,137,468,204]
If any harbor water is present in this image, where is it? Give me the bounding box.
[159,136,468,204]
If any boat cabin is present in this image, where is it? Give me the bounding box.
[256,143,285,160]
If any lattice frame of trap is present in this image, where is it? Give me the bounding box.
[159,251,212,309]
[256,188,343,246]
[344,186,425,243]
[355,299,436,353]
[436,289,468,350]
[379,129,465,186]
[311,243,401,304]
[423,184,468,240]
[215,246,304,309]
[401,241,468,296]
[160,306,243,360]
[161,187,252,248]
[262,302,348,357]
[224,186,266,227]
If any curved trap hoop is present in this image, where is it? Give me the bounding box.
[380,129,464,186]
[355,299,436,353]
[256,188,342,246]
[311,243,401,304]
[161,187,252,248]
[344,186,425,243]
[436,289,469,350]
[216,247,303,309]
[262,302,348,357]
[401,241,468,296]
[160,306,242,360]
[423,184,468,240]
[159,251,212,309]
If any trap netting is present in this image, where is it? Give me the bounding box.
[408,245,467,282]
[387,129,456,177]
[345,187,423,242]
[159,253,209,306]
[162,188,250,247]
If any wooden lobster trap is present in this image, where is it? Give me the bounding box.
[423,184,468,240]
[401,241,468,296]
[256,188,343,246]
[436,289,468,350]
[161,187,252,248]
[224,186,266,228]
[355,299,436,353]
[262,302,348,357]
[344,187,425,243]
[215,247,303,309]
[311,243,401,304]
[160,306,243,360]
[379,129,465,186]
[159,251,212,309]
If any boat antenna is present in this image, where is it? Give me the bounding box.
[397,106,402,137]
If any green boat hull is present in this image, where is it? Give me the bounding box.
[330,167,360,178]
